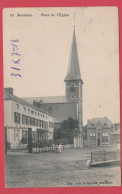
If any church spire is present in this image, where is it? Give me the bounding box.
[64,27,82,82]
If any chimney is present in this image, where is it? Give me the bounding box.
[4,87,13,95]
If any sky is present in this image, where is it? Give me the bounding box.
[3,7,120,125]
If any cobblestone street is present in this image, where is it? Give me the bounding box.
[5,148,121,188]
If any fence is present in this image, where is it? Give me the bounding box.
[32,144,74,153]
[91,150,120,164]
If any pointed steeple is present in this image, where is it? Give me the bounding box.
[64,28,82,82]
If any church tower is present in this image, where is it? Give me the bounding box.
[64,27,83,148]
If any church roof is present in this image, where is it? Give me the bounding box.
[64,28,82,82]
[23,96,67,104]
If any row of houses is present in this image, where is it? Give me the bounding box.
[4,88,54,150]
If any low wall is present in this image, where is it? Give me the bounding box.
[19,144,27,150]
[32,144,74,153]
[63,144,74,149]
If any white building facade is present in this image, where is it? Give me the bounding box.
[4,88,54,150]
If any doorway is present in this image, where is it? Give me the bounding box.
[97,133,100,146]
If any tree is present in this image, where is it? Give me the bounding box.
[54,117,80,140]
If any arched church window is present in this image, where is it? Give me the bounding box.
[70,83,75,87]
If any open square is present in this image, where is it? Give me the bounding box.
[5,148,121,187]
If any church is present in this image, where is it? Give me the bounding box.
[23,28,84,148]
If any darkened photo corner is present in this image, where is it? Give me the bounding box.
[3,7,121,187]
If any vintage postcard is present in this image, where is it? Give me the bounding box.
[3,7,121,187]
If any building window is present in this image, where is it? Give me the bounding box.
[28,109,30,113]
[49,122,51,128]
[44,122,46,129]
[38,113,39,116]
[31,110,34,114]
[22,130,27,143]
[43,121,46,129]
[35,119,38,127]
[102,132,108,143]
[39,120,41,127]
[102,137,108,143]
[32,131,36,140]
[14,112,20,124]
[43,115,45,118]
[35,112,37,115]
[30,117,32,126]
[33,119,35,126]
[22,115,30,125]
[16,104,19,109]
[30,117,34,126]
[90,132,96,140]
[71,95,75,99]
[102,132,108,136]
[49,122,53,128]
[26,116,30,125]
[23,107,26,111]
[42,121,44,128]
[45,122,48,129]
[22,115,26,124]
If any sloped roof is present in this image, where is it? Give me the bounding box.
[4,90,52,116]
[87,117,113,128]
[64,28,82,82]
[23,96,67,104]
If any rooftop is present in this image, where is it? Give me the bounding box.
[87,117,114,128]
[4,89,52,117]
[23,96,67,104]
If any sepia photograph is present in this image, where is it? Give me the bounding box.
[3,7,121,187]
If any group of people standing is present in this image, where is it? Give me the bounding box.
[52,144,63,153]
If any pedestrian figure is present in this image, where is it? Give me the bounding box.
[52,143,55,153]
[58,144,63,154]
[56,145,59,153]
